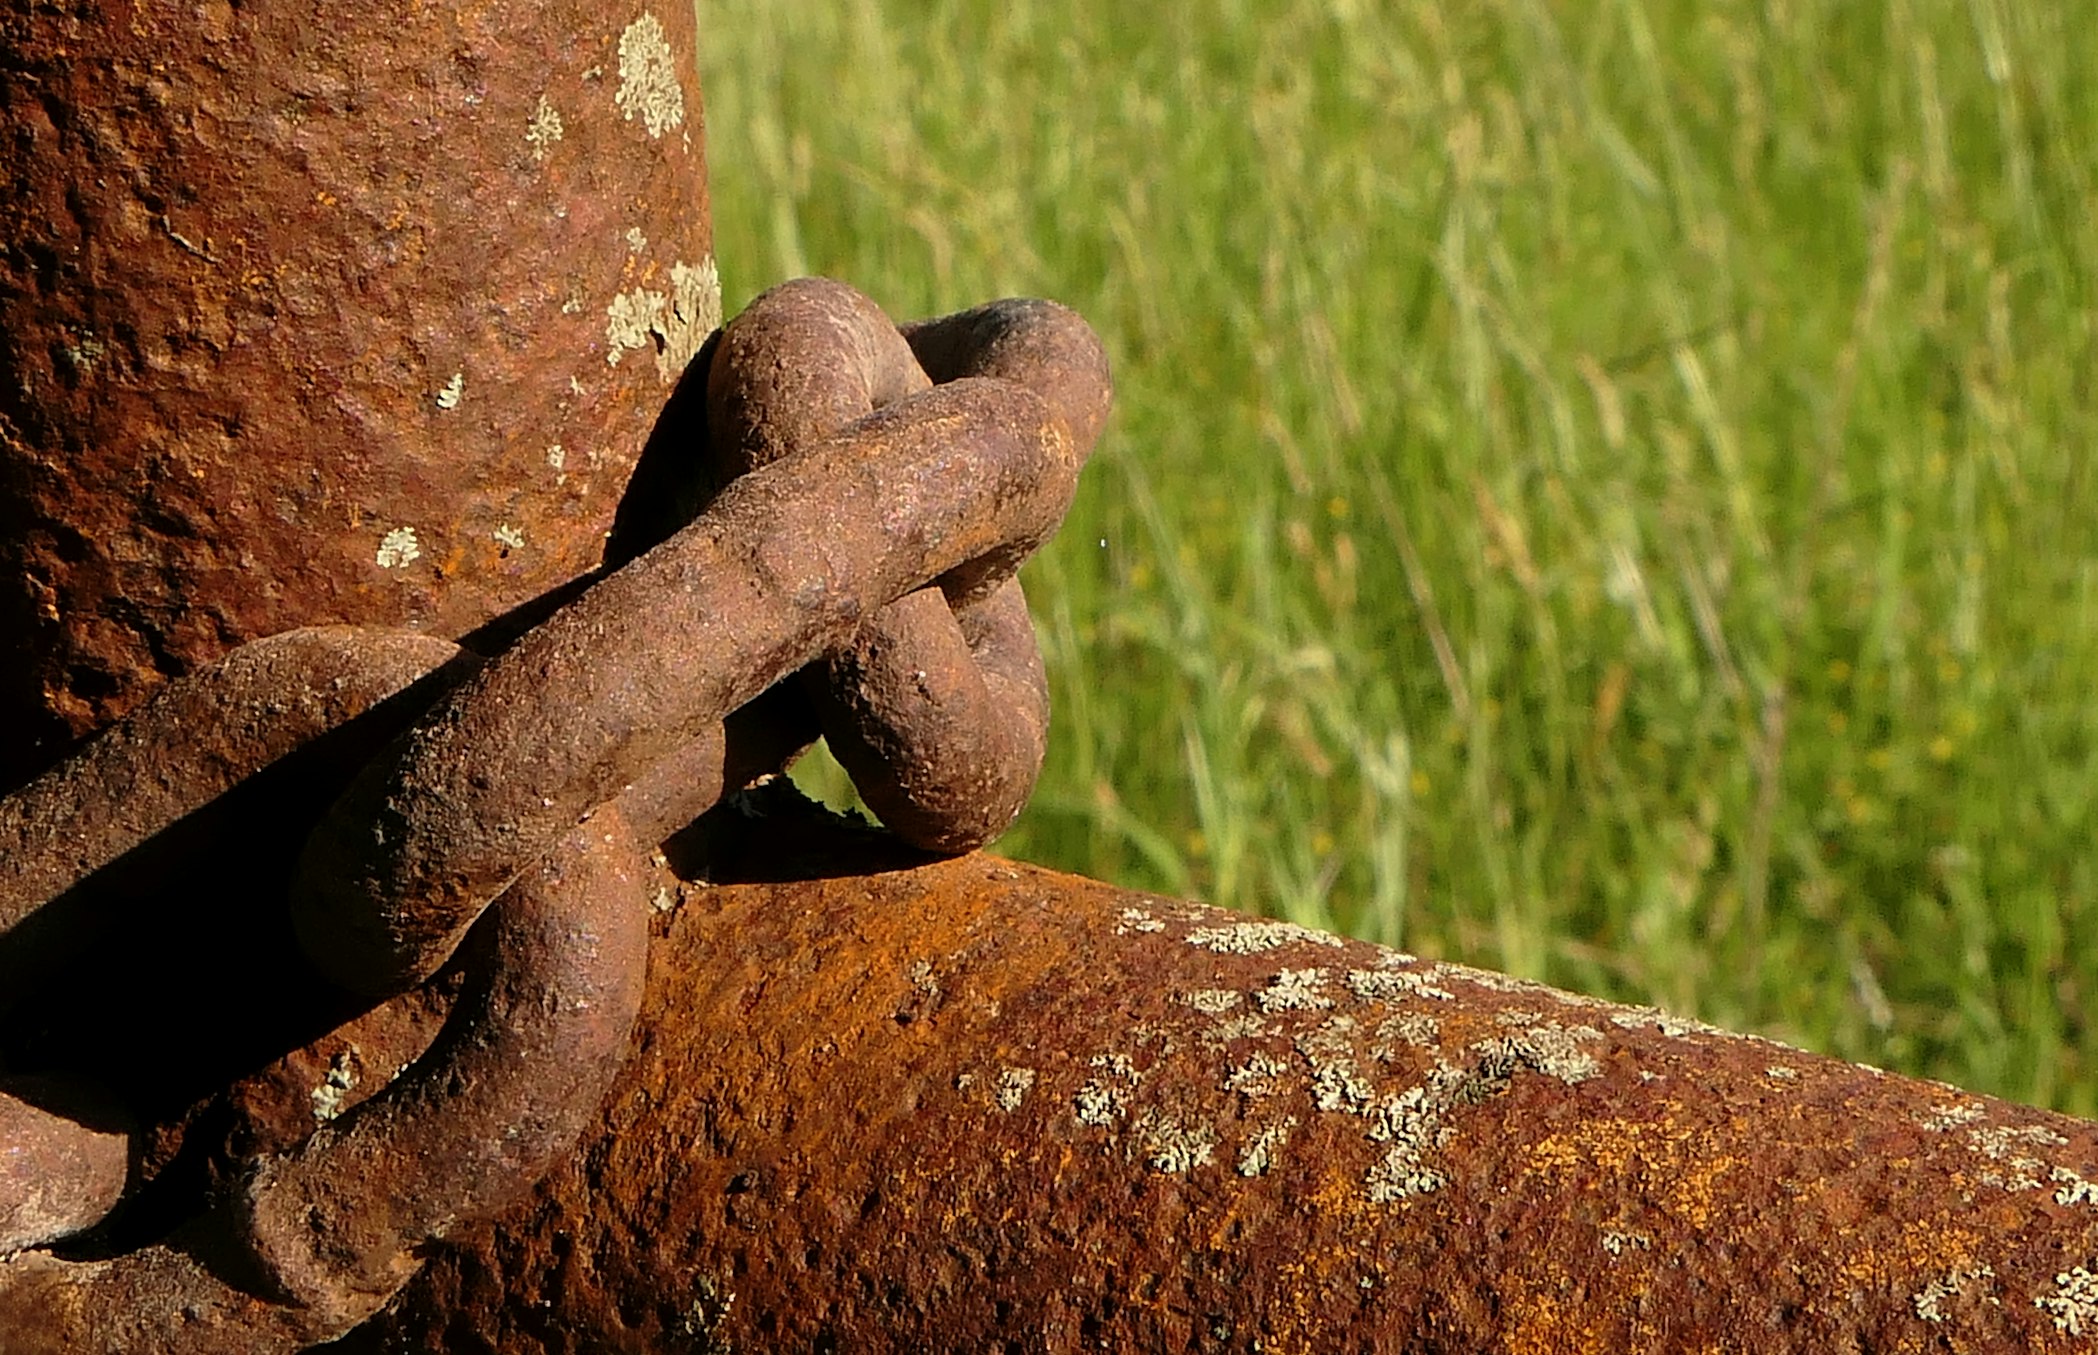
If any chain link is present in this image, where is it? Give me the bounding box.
[0,279,1111,1351]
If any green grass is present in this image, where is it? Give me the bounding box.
[696,0,2098,1114]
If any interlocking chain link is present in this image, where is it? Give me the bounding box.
[0,280,1111,1352]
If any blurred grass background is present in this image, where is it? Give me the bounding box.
[695,0,2098,1114]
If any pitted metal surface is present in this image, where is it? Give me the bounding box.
[0,0,716,786]
[319,791,2098,1354]
[4,6,2097,1351]
[290,278,1110,995]
[0,283,1115,1350]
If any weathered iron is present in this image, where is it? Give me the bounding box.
[290,279,1108,997]
[0,275,1114,1348]
[4,2,2098,1352]
[0,0,718,787]
[244,793,2098,1351]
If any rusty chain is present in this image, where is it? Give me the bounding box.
[0,278,1111,1351]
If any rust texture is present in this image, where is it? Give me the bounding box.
[0,800,647,1352]
[4,3,2097,1350]
[0,626,466,946]
[0,636,648,1352]
[290,280,1111,996]
[711,281,1112,855]
[0,280,1115,1350]
[0,0,716,787]
[312,790,2098,1354]
[0,1074,128,1252]
[232,805,652,1338]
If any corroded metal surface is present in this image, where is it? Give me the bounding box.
[309,792,2098,1353]
[290,281,1111,996]
[0,808,651,1354]
[0,0,716,787]
[713,282,1111,855]
[0,1075,128,1252]
[0,280,1115,1349]
[5,3,2096,1349]
[0,627,467,949]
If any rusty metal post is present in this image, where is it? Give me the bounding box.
[0,0,717,783]
[5,5,2098,1354]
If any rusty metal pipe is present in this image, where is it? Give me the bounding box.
[0,0,717,788]
[311,791,2098,1353]
[0,1075,129,1253]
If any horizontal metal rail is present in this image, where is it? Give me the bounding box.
[162,786,2098,1353]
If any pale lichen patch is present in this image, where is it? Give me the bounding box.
[1764,1065,1802,1082]
[60,332,106,375]
[1912,1264,1995,1322]
[1090,1052,1138,1081]
[1298,1024,1375,1113]
[375,526,421,570]
[310,1049,359,1123]
[1359,1059,1486,1202]
[604,258,720,381]
[1347,967,1454,1003]
[547,444,567,471]
[1237,1116,1297,1177]
[2037,1266,2098,1335]
[1970,1123,2069,1191]
[675,261,719,330]
[625,226,648,253]
[1500,1023,1606,1084]
[1917,1099,1987,1131]
[1371,1012,1441,1057]
[1610,1007,1713,1040]
[1600,1230,1652,1257]
[1073,1082,1122,1126]
[1222,1051,1290,1098]
[1133,1110,1215,1173]
[1184,921,1344,954]
[614,12,685,139]
[994,1067,1036,1113]
[493,523,525,551]
[1422,962,1550,996]
[605,286,667,366]
[525,94,564,160]
[1074,1052,1140,1126]
[1183,988,1242,1014]
[1258,968,1334,1012]
[682,1274,735,1344]
[1359,1032,1596,1206]
[1365,1125,1447,1200]
[435,372,464,410]
[1197,1012,1272,1048]
[1115,907,1166,936]
[2055,1165,2098,1208]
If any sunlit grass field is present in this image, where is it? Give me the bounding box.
[697,0,2098,1114]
